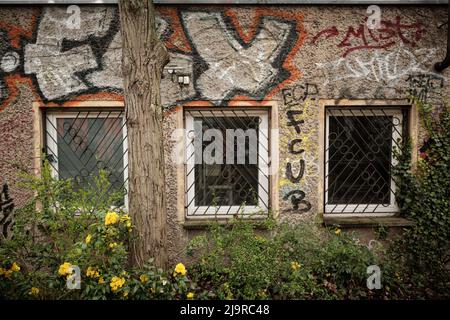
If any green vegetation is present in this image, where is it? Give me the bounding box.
[0,101,448,300]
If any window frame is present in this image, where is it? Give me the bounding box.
[318,100,418,219]
[324,107,404,214]
[184,108,270,218]
[44,109,129,208]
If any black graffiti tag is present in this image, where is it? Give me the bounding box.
[285,110,311,213]
[282,83,318,107]
[286,110,304,134]
[283,190,311,212]
[407,74,444,104]
[288,138,305,155]
[286,159,305,183]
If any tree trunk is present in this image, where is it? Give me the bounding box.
[118,0,170,268]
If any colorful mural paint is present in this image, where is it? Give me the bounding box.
[0,4,446,216]
[0,6,307,110]
[311,16,425,57]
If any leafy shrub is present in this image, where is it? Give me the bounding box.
[390,101,450,298]
[187,219,384,300]
[2,104,449,302]
[0,161,199,300]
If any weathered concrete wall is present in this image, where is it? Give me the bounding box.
[0,4,448,262]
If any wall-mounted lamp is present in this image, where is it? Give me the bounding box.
[165,66,190,87]
[166,68,178,82]
[178,75,190,85]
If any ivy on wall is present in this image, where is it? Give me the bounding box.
[391,99,450,298]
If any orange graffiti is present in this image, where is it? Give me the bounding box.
[0,8,39,49]
[223,8,307,102]
[1,7,308,112]
[157,7,191,53]
[0,75,41,112]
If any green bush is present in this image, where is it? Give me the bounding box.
[187,219,385,300]
[2,103,449,302]
[389,101,450,299]
[0,161,199,300]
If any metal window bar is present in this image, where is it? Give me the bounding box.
[184,109,270,217]
[324,106,409,214]
[0,183,14,241]
[44,109,129,208]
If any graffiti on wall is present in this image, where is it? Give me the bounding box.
[1,6,439,110]
[0,6,306,110]
[315,45,445,100]
[279,81,320,212]
[0,6,125,108]
[0,34,21,102]
[311,16,425,57]
[180,10,304,104]
[0,8,38,109]
[283,108,312,213]
[407,74,444,105]
[24,7,121,101]
[316,46,440,85]
[282,83,318,108]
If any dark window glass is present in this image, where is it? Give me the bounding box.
[194,116,259,206]
[56,117,125,203]
[327,115,393,205]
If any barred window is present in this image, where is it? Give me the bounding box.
[184,109,270,217]
[324,107,408,214]
[45,110,128,206]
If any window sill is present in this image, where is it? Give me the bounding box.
[322,215,415,228]
[182,217,271,230]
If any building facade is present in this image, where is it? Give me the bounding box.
[0,1,448,262]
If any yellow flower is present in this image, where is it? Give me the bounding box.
[0,268,6,276]
[29,287,40,296]
[86,266,100,278]
[186,292,194,299]
[174,263,187,276]
[255,235,266,243]
[291,261,302,270]
[335,229,341,236]
[140,274,149,284]
[109,242,118,249]
[3,270,13,278]
[120,215,133,231]
[105,211,119,226]
[258,289,268,297]
[123,291,129,298]
[110,276,125,292]
[223,283,234,300]
[10,262,20,272]
[85,234,92,244]
[98,277,105,284]
[58,262,72,276]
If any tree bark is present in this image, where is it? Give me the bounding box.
[118,0,170,268]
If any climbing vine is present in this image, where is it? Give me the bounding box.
[391,100,450,298]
